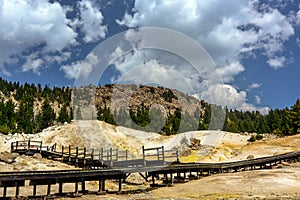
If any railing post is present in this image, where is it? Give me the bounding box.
[51,143,55,152]
[142,146,146,166]
[116,148,119,161]
[91,149,94,158]
[91,148,94,165]
[162,146,165,163]
[110,148,113,161]
[15,181,20,198]
[11,142,14,153]
[125,150,128,161]
[83,147,86,167]
[61,145,64,162]
[109,148,113,166]
[68,145,71,162]
[99,148,102,161]
[40,141,43,153]
[3,186,7,197]
[76,146,79,167]
[47,183,51,196]
[28,140,31,151]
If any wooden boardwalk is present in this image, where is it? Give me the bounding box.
[11,141,178,169]
[1,140,299,198]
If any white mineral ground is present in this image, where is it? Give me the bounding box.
[0,120,300,199]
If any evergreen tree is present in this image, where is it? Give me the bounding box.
[289,99,300,134]
[17,96,35,134]
[39,99,56,130]
[58,103,71,123]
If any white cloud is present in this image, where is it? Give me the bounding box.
[118,0,294,65]
[0,0,77,73]
[267,56,286,69]
[75,0,107,43]
[109,47,125,63]
[249,83,262,90]
[297,10,300,25]
[22,56,44,75]
[255,95,261,104]
[111,49,265,113]
[0,0,108,75]
[61,53,100,79]
[217,61,244,83]
[114,0,296,112]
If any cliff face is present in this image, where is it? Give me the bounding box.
[98,84,205,114]
[72,84,206,134]
[73,84,205,117]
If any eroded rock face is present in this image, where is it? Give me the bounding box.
[190,137,201,150]
[0,151,19,164]
[73,84,205,121]
[177,136,192,156]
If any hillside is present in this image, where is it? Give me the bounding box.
[1,120,300,199]
[0,78,299,136]
[2,120,300,163]
[73,84,206,135]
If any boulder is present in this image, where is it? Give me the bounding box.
[189,137,201,150]
[177,136,192,156]
[0,151,19,164]
[33,153,43,160]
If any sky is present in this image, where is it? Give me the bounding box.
[0,0,299,113]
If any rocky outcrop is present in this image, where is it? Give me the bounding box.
[73,84,205,121]
[189,138,202,150]
[0,151,19,164]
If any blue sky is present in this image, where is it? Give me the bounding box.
[0,0,299,112]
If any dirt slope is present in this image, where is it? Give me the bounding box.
[1,120,300,199]
[2,120,300,163]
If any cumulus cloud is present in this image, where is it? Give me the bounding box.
[114,0,297,112]
[195,83,269,114]
[0,0,77,74]
[61,53,100,79]
[267,56,287,69]
[255,95,261,104]
[74,0,107,43]
[22,56,44,75]
[216,61,244,83]
[0,0,108,75]
[117,0,294,65]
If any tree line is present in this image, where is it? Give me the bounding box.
[0,78,72,134]
[0,77,299,136]
[98,97,300,136]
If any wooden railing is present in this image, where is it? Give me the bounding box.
[11,140,56,153]
[11,140,179,168]
[142,146,179,164]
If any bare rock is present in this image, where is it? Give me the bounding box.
[0,151,19,164]
[177,136,192,156]
[33,153,43,160]
[189,137,201,150]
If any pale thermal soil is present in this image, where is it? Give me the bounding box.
[0,163,299,200]
[2,120,299,162]
[1,120,300,199]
